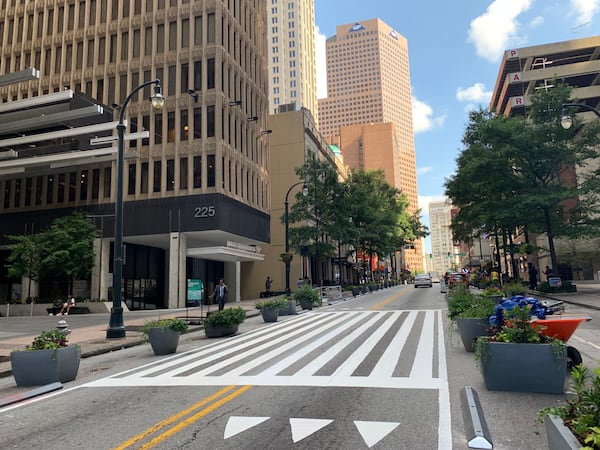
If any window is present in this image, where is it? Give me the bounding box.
[180,63,188,93]
[169,21,176,51]
[194,15,202,46]
[167,111,175,142]
[154,112,162,144]
[153,160,161,192]
[207,155,215,187]
[193,61,201,90]
[166,159,174,191]
[103,168,111,198]
[128,162,136,195]
[207,58,215,89]
[180,157,188,189]
[68,172,76,201]
[47,175,55,203]
[92,169,99,199]
[193,156,201,188]
[207,13,215,43]
[140,162,148,193]
[193,107,201,139]
[206,105,215,137]
[180,109,188,140]
[157,24,164,53]
[181,18,189,48]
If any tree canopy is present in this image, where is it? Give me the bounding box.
[445,83,600,271]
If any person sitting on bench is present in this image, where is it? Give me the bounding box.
[59,295,76,316]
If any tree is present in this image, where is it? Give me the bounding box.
[5,211,99,296]
[445,84,600,273]
[285,155,340,284]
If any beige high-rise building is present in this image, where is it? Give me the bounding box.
[267,0,318,123]
[0,1,271,307]
[318,18,421,272]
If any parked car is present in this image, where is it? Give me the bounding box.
[447,272,468,288]
[413,274,433,288]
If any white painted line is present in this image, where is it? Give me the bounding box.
[354,421,400,448]
[370,311,417,378]
[436,310,453,450]
[333,312,401,377]
[410,310,435,379]
[293,312,384,377]
[571,334,600,350]
[258,312,370,376]
[224,416,270,439]
[290,418,333,443]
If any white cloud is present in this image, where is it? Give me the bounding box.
[467,0,533,62]
[417,166,433,176]
[315,25,328,99]
[570,0,600,25]
[530,15,544,28]
[456,82,493,103]
[412,96,446,134]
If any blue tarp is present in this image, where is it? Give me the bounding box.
[489,295,548,326]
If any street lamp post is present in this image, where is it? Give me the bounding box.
[560,103,600,129]
[107,79,165,339]
[284,181,308,296]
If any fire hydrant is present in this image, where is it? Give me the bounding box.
[56,319,71,336]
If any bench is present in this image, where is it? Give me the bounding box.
[46,306,91,315]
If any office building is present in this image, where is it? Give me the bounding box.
[319,18,421,272]
[0,1,271,307]
[267,0,318,122]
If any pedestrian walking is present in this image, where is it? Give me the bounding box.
[265,276,272,296]
[528,265,538,290]
[212,279,228,311]
[543,266,553,281]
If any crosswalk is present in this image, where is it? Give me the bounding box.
[85,310,448,390]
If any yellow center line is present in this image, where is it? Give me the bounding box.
[113,385,238,450]
[371,287,412,311]
[137,385,253,450]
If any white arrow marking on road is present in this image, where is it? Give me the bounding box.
[354,421,400,448]
[290,418,333,443]
[224,416,270,439]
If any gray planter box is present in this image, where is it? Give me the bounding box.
[456,318,489,352]
[545,414,581,450]
[278,300,296,316]
[260,308,279,322]
[478,342,566,394]
[204,323,238,338]
[299,299,313,310]
[11,346,80,386]
[147,327,180,355]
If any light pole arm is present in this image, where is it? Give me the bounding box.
[118,79,162,125]
[561,103,600,119]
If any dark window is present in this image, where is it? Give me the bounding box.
[193,107,201,139]
[180,157,188,190]
[142,115,150,146]
[207,58,215,89]
[3,180,11,208]
[167,111,175,143]
[128,163,136,195]
[155,112,162,144]
[58,173,65,202]
[35,177,44,205]
[80,170,88,200]
[103,167,111,198]
[194,15,202,46]
[168,65,176,96]
[69,172,76,201]
[180,109,188,140]
[207,13,215,43]
[46,175,55,203]
[166,159,174,191]
[207,105,215,137]
[153,160,161,192]
[181,63,189,93]
[193,156,201,188]
[140,162,148,193]
[25,178,32,206]
[207,155,215,187]
[92,169,100,199]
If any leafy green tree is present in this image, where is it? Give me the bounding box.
[285,156,340,284]
[446,84,600,273]
[41,211,99,293]
[6,211,99,295]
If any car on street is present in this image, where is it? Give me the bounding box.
[413,273,433,288]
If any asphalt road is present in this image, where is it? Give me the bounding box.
[1,284,599,449]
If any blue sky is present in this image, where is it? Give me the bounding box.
[314,0,600,241]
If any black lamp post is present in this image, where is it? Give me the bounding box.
[284,181,308,295]
[560,103,600,129]
[107,79,165,339]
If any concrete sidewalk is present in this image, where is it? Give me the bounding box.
[0,298,265,379]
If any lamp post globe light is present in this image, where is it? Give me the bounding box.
[561,102,600,129]
[284,181,308,296]
[107,79,165,339]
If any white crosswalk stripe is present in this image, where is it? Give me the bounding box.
[85,310,447,390]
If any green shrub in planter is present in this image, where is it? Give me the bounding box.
[205,307,246,326]
[255,297,289,311]
[293,284,321,310]
[139,318,189,339]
